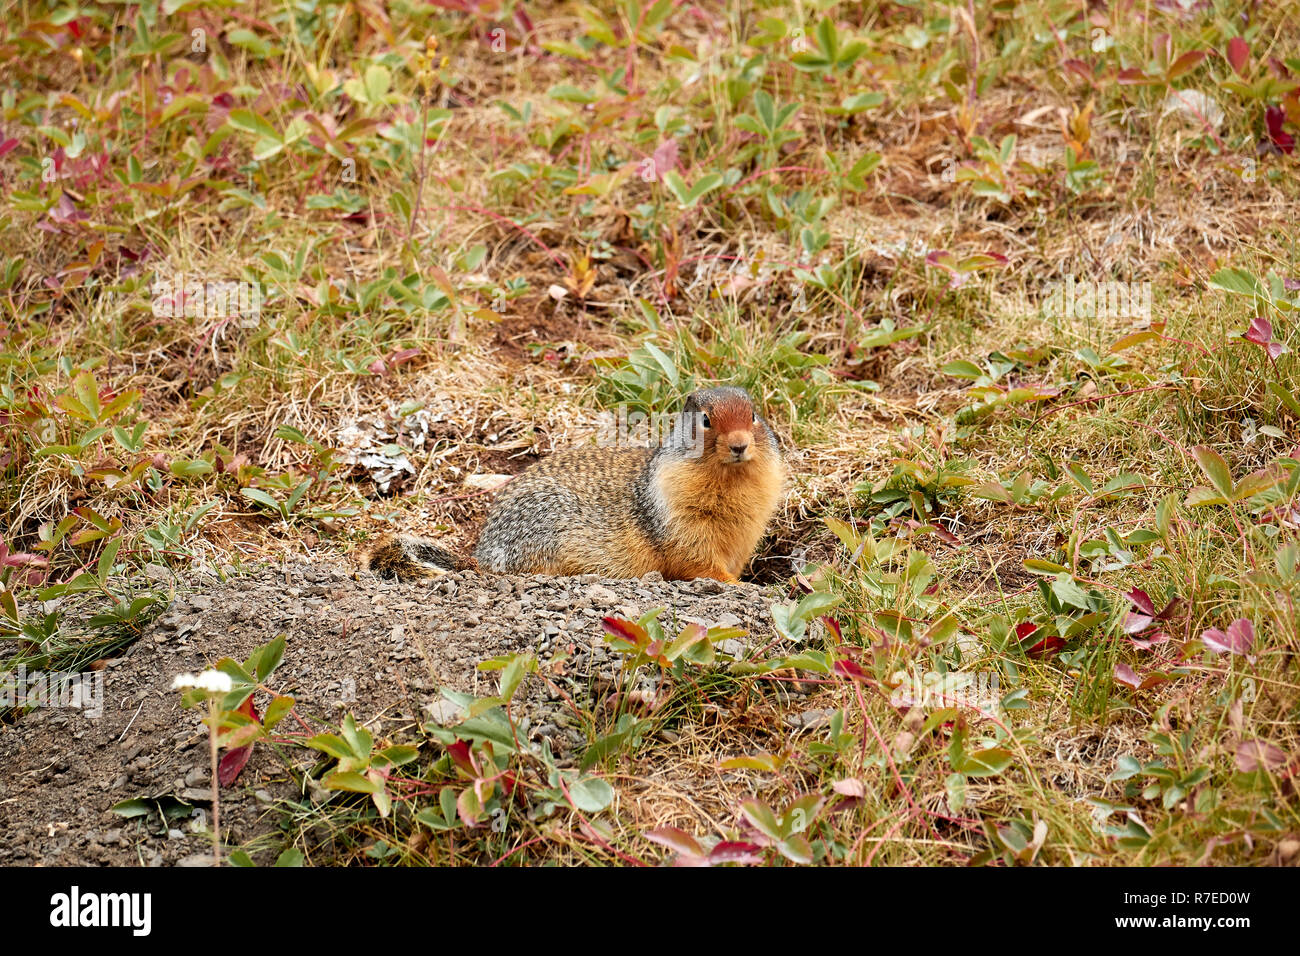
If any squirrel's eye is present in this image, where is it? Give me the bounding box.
[701,414,711,429]
[751,411,757,423]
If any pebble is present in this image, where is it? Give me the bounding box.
[1,559,781,866]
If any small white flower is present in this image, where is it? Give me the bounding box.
[172,670,233,693]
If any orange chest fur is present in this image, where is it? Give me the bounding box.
[654,456,785,565]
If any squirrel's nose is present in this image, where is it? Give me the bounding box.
[729,441,750,457]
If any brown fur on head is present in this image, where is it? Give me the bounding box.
[649,385,786,581]
[678,386,778,467]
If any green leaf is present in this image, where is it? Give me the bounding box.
[945,772,967,810]
[364,64,391,103]
[377,745,420,768]
[739,799,783,841]
[241,488,282,512]
[72,371,103,422]
[263,695,295,730]
[110,798,153,819]
[250,635,285,681]
[660,170,723,207]
[274,424,311,445]
[640,340,679,387]
[794,591,842,621]
[665,623,713,664]
[844,152,882,190]
[1023,558,1069,575]
[457,786,483,825]
[941,360,984,380]
[1208,267,1263,300]
[324,770,381,793]
[1184,487,1230,508]
[1051,573,1092,610]
[1266,382,1300,417]
[1233,468,1281,501]
[1191,445,1234,498]
[340,714,372,758]
[306,732,354,761]
[1108,754,1142,781]
[498,652,535,701]
[1064,462,1094,494]
[832,92,884,114]
[778,834,813,864]
[227,28,273,58]
[568,775,614,812]
[952,747,1014,777]
[227,108,280,143]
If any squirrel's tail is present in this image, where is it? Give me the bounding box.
[362,534,477,580]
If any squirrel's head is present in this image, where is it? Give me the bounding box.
[674,386,777,466]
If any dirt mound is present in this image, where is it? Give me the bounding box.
[0,561,781,866]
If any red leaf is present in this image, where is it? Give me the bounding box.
[820,616,843,643]
[1242,316,1286,359]
[1025,635,1066,658]
[1166,50,1207,80]
[600,616,648,648]
[645,826,704,859]
[1114,663,1141,688]
[1152,33,1172,66]
[512,4,536,38]
[925,249,956,271]
[1235,738,1287,773]
[1202,618,1254,655]
[1125,587,1157,616]
[1124,612,1154,634]
[1154,597,1181,622]
[446,739,476,775]
[1116,68,1157,86]
[1265,105,1295,154]
[219,695,261,787]
[1062,59,1093,82]
[931,523,961,545]
[1129,630,1171,651]
[707,841,765,865]
[386,347,421,369]
[651,139,679,179]
[1245,315,1272,344]
[500,770,520,798]
[833,659,868,680]
[1014,621,1040,641]
[218,745,253,787]
[236,693,259,723]
[0,548,47,569]
[1226,37,1249,76]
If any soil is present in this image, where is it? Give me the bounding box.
[0,561,783,866]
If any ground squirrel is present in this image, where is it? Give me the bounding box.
[364,386,786,583]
